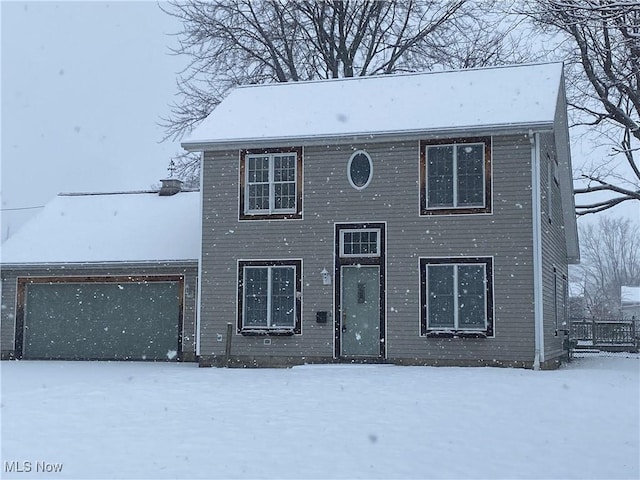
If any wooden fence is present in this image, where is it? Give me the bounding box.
[568,318,639,352]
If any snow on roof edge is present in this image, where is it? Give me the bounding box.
[182,121,556,150]
[230,61,564,91]
[1,259,199,268]
[58,188,200,197]
[59,190,156,196]
[621,286,640,304]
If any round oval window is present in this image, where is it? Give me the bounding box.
[348,151,373,190]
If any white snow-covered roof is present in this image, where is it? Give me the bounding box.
[183,62,565,149]
[621,286,640,306]
[1,191,200,265]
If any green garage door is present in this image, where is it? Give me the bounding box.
[19,277,182,361]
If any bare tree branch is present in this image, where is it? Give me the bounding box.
[161,0,530,186]
[523,0,640,216]
[572,217,640,315]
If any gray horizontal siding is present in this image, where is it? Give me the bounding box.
[200,135,537,364]
[0,262,198,359]
[540,132,570,362]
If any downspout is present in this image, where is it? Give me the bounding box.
[530,130,544,370]
[195,151,204,358]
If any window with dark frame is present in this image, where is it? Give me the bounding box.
[239,148,303,220]
[420,257,494,336]
[238,260,302,334]
[420,137,492,215]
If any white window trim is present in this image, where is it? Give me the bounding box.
[347,150,373,190]
[425,262,488,332]
[339,228,381,258]
[245,152,297,215]
[425,142,486,210]
[242,265,297,331]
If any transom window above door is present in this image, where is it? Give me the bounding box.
[340,229,380,257]
[240,147,303,220]
[420,137,491,215]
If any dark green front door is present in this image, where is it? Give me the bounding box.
[21,278,182,361]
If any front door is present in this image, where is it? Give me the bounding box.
[340,265,381,356]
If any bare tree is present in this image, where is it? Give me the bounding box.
[572,217,640,317]
[523,0,640,216]
[161,0,530,184]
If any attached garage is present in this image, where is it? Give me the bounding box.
[17,276,184,361]
[0,186,201,362]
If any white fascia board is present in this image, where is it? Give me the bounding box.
[181,122,555,152]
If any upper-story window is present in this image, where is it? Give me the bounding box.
[347,150,373,190]
[240,147,303,220]
[420,137,491,215]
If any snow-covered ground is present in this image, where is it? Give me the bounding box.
[1,354,638,479]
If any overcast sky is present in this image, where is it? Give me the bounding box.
[1,1,184,240]
[1,1,637,242]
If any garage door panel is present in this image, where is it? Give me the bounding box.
[21,279,181,361]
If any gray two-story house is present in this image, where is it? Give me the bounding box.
[182,62,579,369]
[1,63,579,368]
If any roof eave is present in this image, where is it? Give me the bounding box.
[181,122,555,152]
[553,73,580,264]
[0,259,200,269]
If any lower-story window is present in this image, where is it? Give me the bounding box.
[238,260,302,334]
[420,257,493,336]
